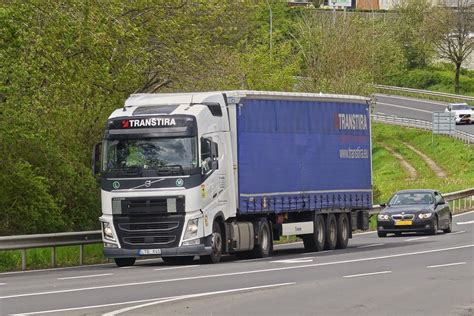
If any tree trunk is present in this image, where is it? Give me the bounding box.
[454,63,461,94]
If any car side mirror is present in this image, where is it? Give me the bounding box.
[92,142,102,176]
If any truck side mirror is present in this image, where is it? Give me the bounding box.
[92,142,102,176]
[210,142,218,160]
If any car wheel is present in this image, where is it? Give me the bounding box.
[377,231,387,238]
[443,214,452,234]
[324,214,337,250]
[428,217,438,235]
[303,215,326,252]
[114,257,136,267]
[200,221,223,264]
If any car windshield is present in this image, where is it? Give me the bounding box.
[388,193,433,205]
[451,104,470,110]
[103,137,197,174]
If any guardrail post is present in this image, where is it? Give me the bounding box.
[79,244,84,265]
[21,249,26,271]
[51,246,56,268]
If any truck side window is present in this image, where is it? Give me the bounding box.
[201,138,211,161]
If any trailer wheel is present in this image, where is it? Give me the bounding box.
[114,257,136,267]
[303,215,326,252]
[251,218,272,258]
[325,214,337,250]
[336,213,349,249]
[200,221,223,264]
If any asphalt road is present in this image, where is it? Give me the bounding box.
[374,94,474,135]
[1,211,473,316]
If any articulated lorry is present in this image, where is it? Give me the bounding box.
[92,91,372,266]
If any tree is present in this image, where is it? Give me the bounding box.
[434,0,473,93]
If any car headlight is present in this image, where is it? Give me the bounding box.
[378,214,390,221]
[102,221,116,241]
[418,213,433,219]
[184,218,199,240]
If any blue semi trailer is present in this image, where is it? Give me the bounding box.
[93,91,372,266]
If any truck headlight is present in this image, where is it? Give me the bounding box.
[418,213,433,219]
[184,218,199,240]
[102,221,116,241]
[378,214,390,221]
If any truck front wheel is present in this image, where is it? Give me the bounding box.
[114,257,136,267]
[303,215,326,252]
[200,221,223,264]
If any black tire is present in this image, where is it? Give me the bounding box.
[324,214,337,250]
[200,221,223,264]
[336,213,349,249]
[251,218,273,258]
[377,231,387,238]
[303,214,326,252]
[161,256,194,265]
[394,232,402,237]
[428,216,438,235]
[443,214,452,234]
[114,257,136,267]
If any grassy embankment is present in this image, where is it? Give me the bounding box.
[1,123,472,271]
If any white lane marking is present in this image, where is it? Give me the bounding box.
[376,102,432,113]
[104,282,296,316]
[10,283,296,316]
[238,257,273,263]
[153,265,198,271]
[271,258,314,264]
[453,210,474,217]
[1,244,472,300]
[274,241,303,248]
[58,273,113,281]
[404,236,429,242]
[0,283,6,285]
[357,243,384,249]
[119,266,135,269]
[300,250,332,255]
[456,220,474,225]
[353,231,377,236]
[375,94,447,106]
[427,262,466,269]
[343,271,392,278]
[449,230,466,235]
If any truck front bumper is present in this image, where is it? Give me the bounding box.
[104,244,212,258]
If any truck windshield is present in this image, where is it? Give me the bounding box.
[103,137,197,175]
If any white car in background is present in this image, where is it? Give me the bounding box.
[445,103,474,124]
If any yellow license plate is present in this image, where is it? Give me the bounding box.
[395,220,412,226]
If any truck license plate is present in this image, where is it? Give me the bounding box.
[395,220,412,226]
[139,249,161,255]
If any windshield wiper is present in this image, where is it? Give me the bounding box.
[156,164,184,176]
[107,167,142,176]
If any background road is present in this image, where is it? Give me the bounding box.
[374,94,474,135]
[1,211,473,316]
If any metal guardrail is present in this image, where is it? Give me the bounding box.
[374,85,474,105]
[0,231,102,270]
[371,113,474,144]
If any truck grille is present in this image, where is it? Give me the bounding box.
[114,214,184,249]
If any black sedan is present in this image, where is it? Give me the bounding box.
[377,189,452,237]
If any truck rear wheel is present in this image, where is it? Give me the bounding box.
[336,213,349,249]
[325,214,337,250]
[303,215,326,252]
[200,221,223,264]
[251,218,272,258]
[114,257,136,267]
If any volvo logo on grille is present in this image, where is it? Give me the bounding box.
[144,180,152,188]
